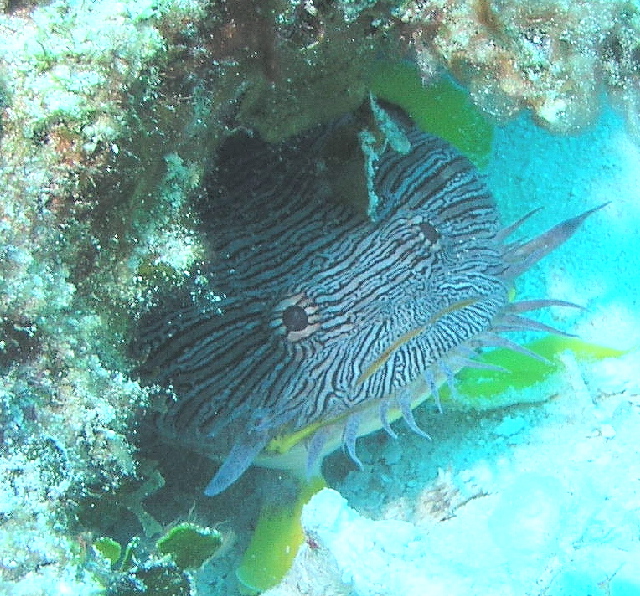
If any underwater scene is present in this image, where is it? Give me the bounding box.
[1,0,640,595]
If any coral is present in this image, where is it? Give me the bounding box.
[0,0,638,593]
[234,0,402,142]
[0,0,226,593]
[599,4,640,142]
[394,0,640,136]
[0,0,404,590]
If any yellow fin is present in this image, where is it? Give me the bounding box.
[265,421,323,455]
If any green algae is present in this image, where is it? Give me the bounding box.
[94,537,122,568]
[450,336,626,409]
[235,475,327,593]
[368,61,494,168]
[156,522,222,570]
[92,523,221,595]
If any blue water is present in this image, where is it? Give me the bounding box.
[489,108,640,351]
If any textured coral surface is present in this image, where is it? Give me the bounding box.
[1,0,640,594]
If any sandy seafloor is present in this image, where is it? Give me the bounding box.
[185,106,640,596]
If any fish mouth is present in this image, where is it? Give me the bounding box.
[251,288,559,478]
[254,370,436,476]
[253,298,488,475]
[357,296,484,386]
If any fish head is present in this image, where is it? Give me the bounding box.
[134,111,601,497]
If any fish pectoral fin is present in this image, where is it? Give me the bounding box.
[204,432,271,497]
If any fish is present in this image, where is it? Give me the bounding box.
[133,104,603,497]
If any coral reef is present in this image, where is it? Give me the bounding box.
[395,0,640,136]
[1,0,640,593]
[0,0,399,592]
[0,0,219,593]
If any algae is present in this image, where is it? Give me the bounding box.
[368,61,494,168]
[94,537,123,569]
[236,476,327,593]
[450,336,626,409]
[156,522,223,570]
[91,522,221,595]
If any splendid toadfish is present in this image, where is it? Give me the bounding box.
[134,103,603,497]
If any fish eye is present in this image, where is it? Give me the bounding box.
[420,221,441,245]
[272,293,321,342]
[282,305,309,332]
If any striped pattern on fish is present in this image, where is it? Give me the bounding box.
[134,110,601,496]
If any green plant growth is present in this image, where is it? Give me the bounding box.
[94,537,122,568]
[448,335,626,409]
[92,522,222,595]
[156,522,223,570]
[236,475,327,594]
[368,61,494,168]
